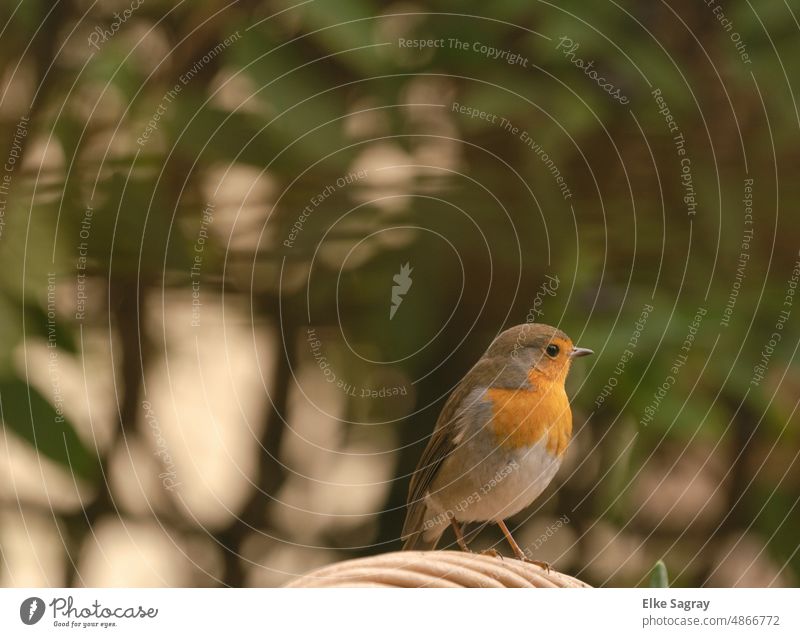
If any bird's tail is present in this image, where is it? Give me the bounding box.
[401,503,445,551]
[402,528,442,551]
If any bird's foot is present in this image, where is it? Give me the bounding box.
[516,555,551,571]
[479,548,504,559]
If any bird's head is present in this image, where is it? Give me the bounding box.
[489,323,593,384]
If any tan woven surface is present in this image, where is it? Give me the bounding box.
[286,551,590,588]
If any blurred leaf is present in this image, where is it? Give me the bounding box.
[23,302,77,354]
[0,377,99,482]
[294,0,384,74]
[649,560,669,587]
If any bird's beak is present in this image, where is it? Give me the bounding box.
[569,347,594,358]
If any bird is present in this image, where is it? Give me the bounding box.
[401,323,592,564]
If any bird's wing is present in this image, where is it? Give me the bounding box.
[401,357,503,540]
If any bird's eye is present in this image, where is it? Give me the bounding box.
[546,344,560,358]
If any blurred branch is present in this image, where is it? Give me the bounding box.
[6,498,206,539]
[215,295,298,586]
[61,277,149,585]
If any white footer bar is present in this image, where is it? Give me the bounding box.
[1,588,797,636]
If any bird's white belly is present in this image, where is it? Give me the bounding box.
[427,438,562,525]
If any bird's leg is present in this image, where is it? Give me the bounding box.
[451,518,502,559]
[497,520,550,571]
[496,520,527,559]
[450,519,471,553]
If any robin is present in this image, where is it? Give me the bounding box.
[401,323,592,564]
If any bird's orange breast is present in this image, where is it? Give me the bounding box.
[485,371,572,456]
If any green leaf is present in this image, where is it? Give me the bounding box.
[0,377,99,482]
[23,301,77,354]
[649,560,669,588]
